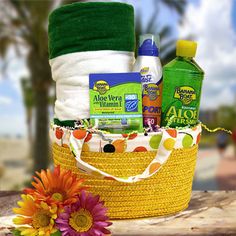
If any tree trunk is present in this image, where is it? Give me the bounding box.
[28,50,52,172]
[26,108,33,158]
[33,85,49,171]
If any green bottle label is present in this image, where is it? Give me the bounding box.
[161,71,203,127]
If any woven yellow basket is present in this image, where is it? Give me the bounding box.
[52,142,197,219]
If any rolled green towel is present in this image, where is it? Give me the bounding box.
[48,2,135,59]
[53,118,76,128]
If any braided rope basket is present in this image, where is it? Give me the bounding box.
[52,137,198,219]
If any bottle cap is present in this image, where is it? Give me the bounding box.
[138,34,160,56]
[176,40,197,58]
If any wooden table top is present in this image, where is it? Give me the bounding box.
[0,191,236,236]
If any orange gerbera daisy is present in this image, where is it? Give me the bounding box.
[24,166,85,207]
[13,194,57,236]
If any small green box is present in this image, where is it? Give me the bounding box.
[89,72,143,133]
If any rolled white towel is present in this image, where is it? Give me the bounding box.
[50,50,135,120]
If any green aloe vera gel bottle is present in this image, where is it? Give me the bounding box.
[161,40,204,128]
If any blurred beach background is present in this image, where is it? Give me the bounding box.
[0,0,236,191]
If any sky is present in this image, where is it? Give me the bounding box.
[0,48,28,137]
[179,0,236,110]
[0,0,236,136]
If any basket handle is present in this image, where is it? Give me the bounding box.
[69,128,177,183]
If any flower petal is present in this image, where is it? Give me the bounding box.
[13,216,32,225]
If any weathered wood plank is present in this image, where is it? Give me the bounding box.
[0,191,236,236]
[0,191,22,217]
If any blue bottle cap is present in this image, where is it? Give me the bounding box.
[138,34,160,56]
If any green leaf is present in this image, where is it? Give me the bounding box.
[51,230,62,236]
[12,229,21,236]
[11,228,62,236]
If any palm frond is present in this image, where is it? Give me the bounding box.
[160,38,175,54]
[159,26,172,40]
[160,0,187,15]
[160,46,176,65]
[0,36,13,58]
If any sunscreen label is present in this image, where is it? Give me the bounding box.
[161,70,203,127]
[174,86,196,105]
[125,94,138,112]
[141,67,162,127]
[93,80,110,95]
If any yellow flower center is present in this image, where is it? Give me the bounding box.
[32,210,51,228]
[69,209,93,232]
[52,192,64,201]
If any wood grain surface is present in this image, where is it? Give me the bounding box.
[0,191,236,236]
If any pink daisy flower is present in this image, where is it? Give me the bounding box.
[56,191,112,236]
